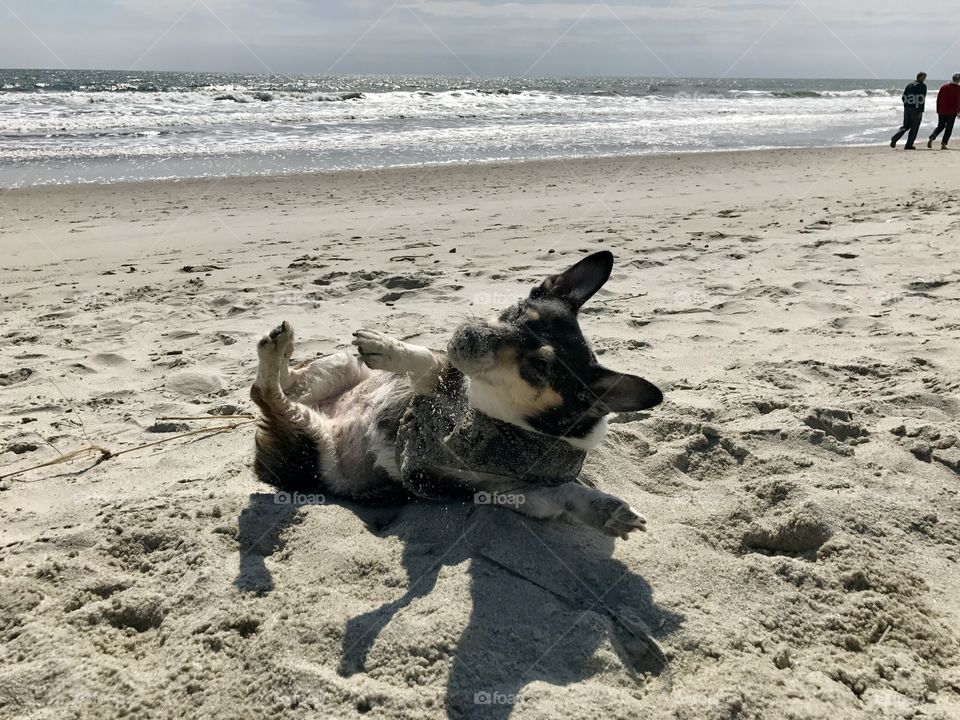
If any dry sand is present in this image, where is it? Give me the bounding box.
[1,147,960,719]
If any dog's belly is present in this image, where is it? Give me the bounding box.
[311,373,410,495]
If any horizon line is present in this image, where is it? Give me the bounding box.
[0,66,921,82]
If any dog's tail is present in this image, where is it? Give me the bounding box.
[250,384,327,493]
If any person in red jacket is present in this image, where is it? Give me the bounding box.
[928,74,960,149]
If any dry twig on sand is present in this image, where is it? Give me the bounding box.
[0,419,255,482]
[157,414,256,421]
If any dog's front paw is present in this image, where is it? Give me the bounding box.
[352,329,406,372]
[601,501,647,540]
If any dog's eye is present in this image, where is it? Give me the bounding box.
[527,356,550,374]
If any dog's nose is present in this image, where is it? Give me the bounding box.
[449,324,485,357]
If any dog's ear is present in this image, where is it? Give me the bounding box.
[590,369,663,413]
[530,250,614,311]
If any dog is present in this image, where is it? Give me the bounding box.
[249,250,663,538]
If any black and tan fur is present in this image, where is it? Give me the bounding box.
[250,251,663,538]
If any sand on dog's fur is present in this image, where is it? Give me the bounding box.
[1,148,959,719]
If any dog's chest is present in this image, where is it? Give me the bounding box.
[395,386,587,500]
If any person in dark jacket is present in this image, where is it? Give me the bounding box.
[927,74,960,149]
[891,72,928,150]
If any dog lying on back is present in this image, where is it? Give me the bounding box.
[250,251,662,538]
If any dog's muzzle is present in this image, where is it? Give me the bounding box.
[447,322,505,376]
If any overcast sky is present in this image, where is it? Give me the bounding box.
[2,1,957,79]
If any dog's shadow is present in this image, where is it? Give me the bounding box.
[233,493,302,594]
[234,494,682,718]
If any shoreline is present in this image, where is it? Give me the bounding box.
[0,143,927,195]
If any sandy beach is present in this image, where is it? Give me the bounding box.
[2,147,960,719]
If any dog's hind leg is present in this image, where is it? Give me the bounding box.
[251,322,337,491]
[499,482,647,540]
[261,321,369,400]
[446,467,646,539]
[256,320,297,392]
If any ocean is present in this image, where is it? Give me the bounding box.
[0,69,912,187]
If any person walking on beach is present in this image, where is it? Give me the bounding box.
[891,72,928,150]
[927,74,960,149]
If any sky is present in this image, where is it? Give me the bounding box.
[1,0,958,79]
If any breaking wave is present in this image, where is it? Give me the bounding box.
[0,69,911,186]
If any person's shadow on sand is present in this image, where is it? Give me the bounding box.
[234,494,681,719]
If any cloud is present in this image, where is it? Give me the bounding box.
[0,0,955,78]
[405,1,738,21]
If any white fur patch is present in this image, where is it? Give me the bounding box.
[562,415,608,451]
[466,378,609,450]
[466,376,538,432]
[369,427,401,480]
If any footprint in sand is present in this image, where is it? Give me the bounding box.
[741,501,832,555]
[90,353,132,368]
[380,274,433,290]
[6,441,40,454]
[165,371,226,397]
[5,332,39,346]
[890,422,960,472]
[0,368,34,386]
[906,278,950,291]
